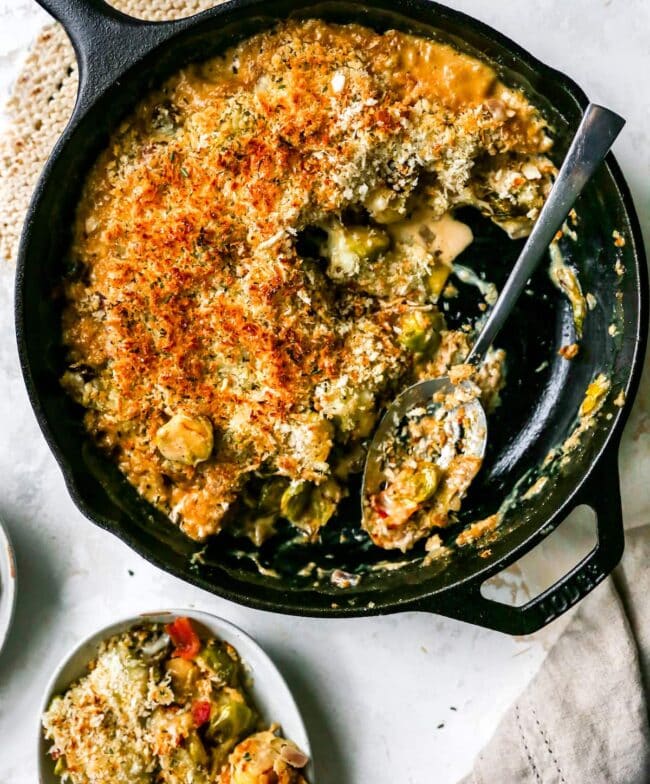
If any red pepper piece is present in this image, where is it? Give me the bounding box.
[371,494,389,519]
[165,616,201,660]
[191,699,211,727]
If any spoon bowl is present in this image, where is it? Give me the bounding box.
[362,377,488,502]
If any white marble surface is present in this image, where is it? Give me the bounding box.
[0,1,649,782]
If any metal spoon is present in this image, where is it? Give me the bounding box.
[362,103,625,512]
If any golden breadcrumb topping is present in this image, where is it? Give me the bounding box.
[61,20,554,544]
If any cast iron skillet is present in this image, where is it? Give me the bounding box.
[16,0,648,634]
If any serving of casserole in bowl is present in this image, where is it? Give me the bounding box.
[38,611,312,784]
[17,0,647,632]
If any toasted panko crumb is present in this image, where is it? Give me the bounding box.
[558,343,580,360]
[456,513,500,546]
[449,364,475,385]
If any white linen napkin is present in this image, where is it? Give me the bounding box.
[460,525,650,784]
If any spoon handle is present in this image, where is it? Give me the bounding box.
[467,103,625,364]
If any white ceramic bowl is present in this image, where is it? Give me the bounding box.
[0,516,17,655]
[38,609,313,783]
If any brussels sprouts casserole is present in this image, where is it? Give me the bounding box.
[60,20,556,551]
[42,618,309,784]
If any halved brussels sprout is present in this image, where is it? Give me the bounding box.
[259,477,290,512]
[207,693,257,744]
[405,464,441,503]
[371,463,441,528]
[166,657,199,699]
[242,476,288,511]
[324,224,390,279]
[280,480,311,523]
[398,310,441,353]
[195,641,238,686]
[302,477,342,535]
[281,478,342,537]
[155,413,214,466]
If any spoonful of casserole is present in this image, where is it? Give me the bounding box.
[361,103,625,551]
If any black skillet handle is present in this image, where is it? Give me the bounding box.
[420,445,624,635]
[33,0,191,117]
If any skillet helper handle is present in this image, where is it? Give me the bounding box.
[33,0,184,116]
[431,448,624,635]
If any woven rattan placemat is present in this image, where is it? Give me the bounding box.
[0,0,222,263]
